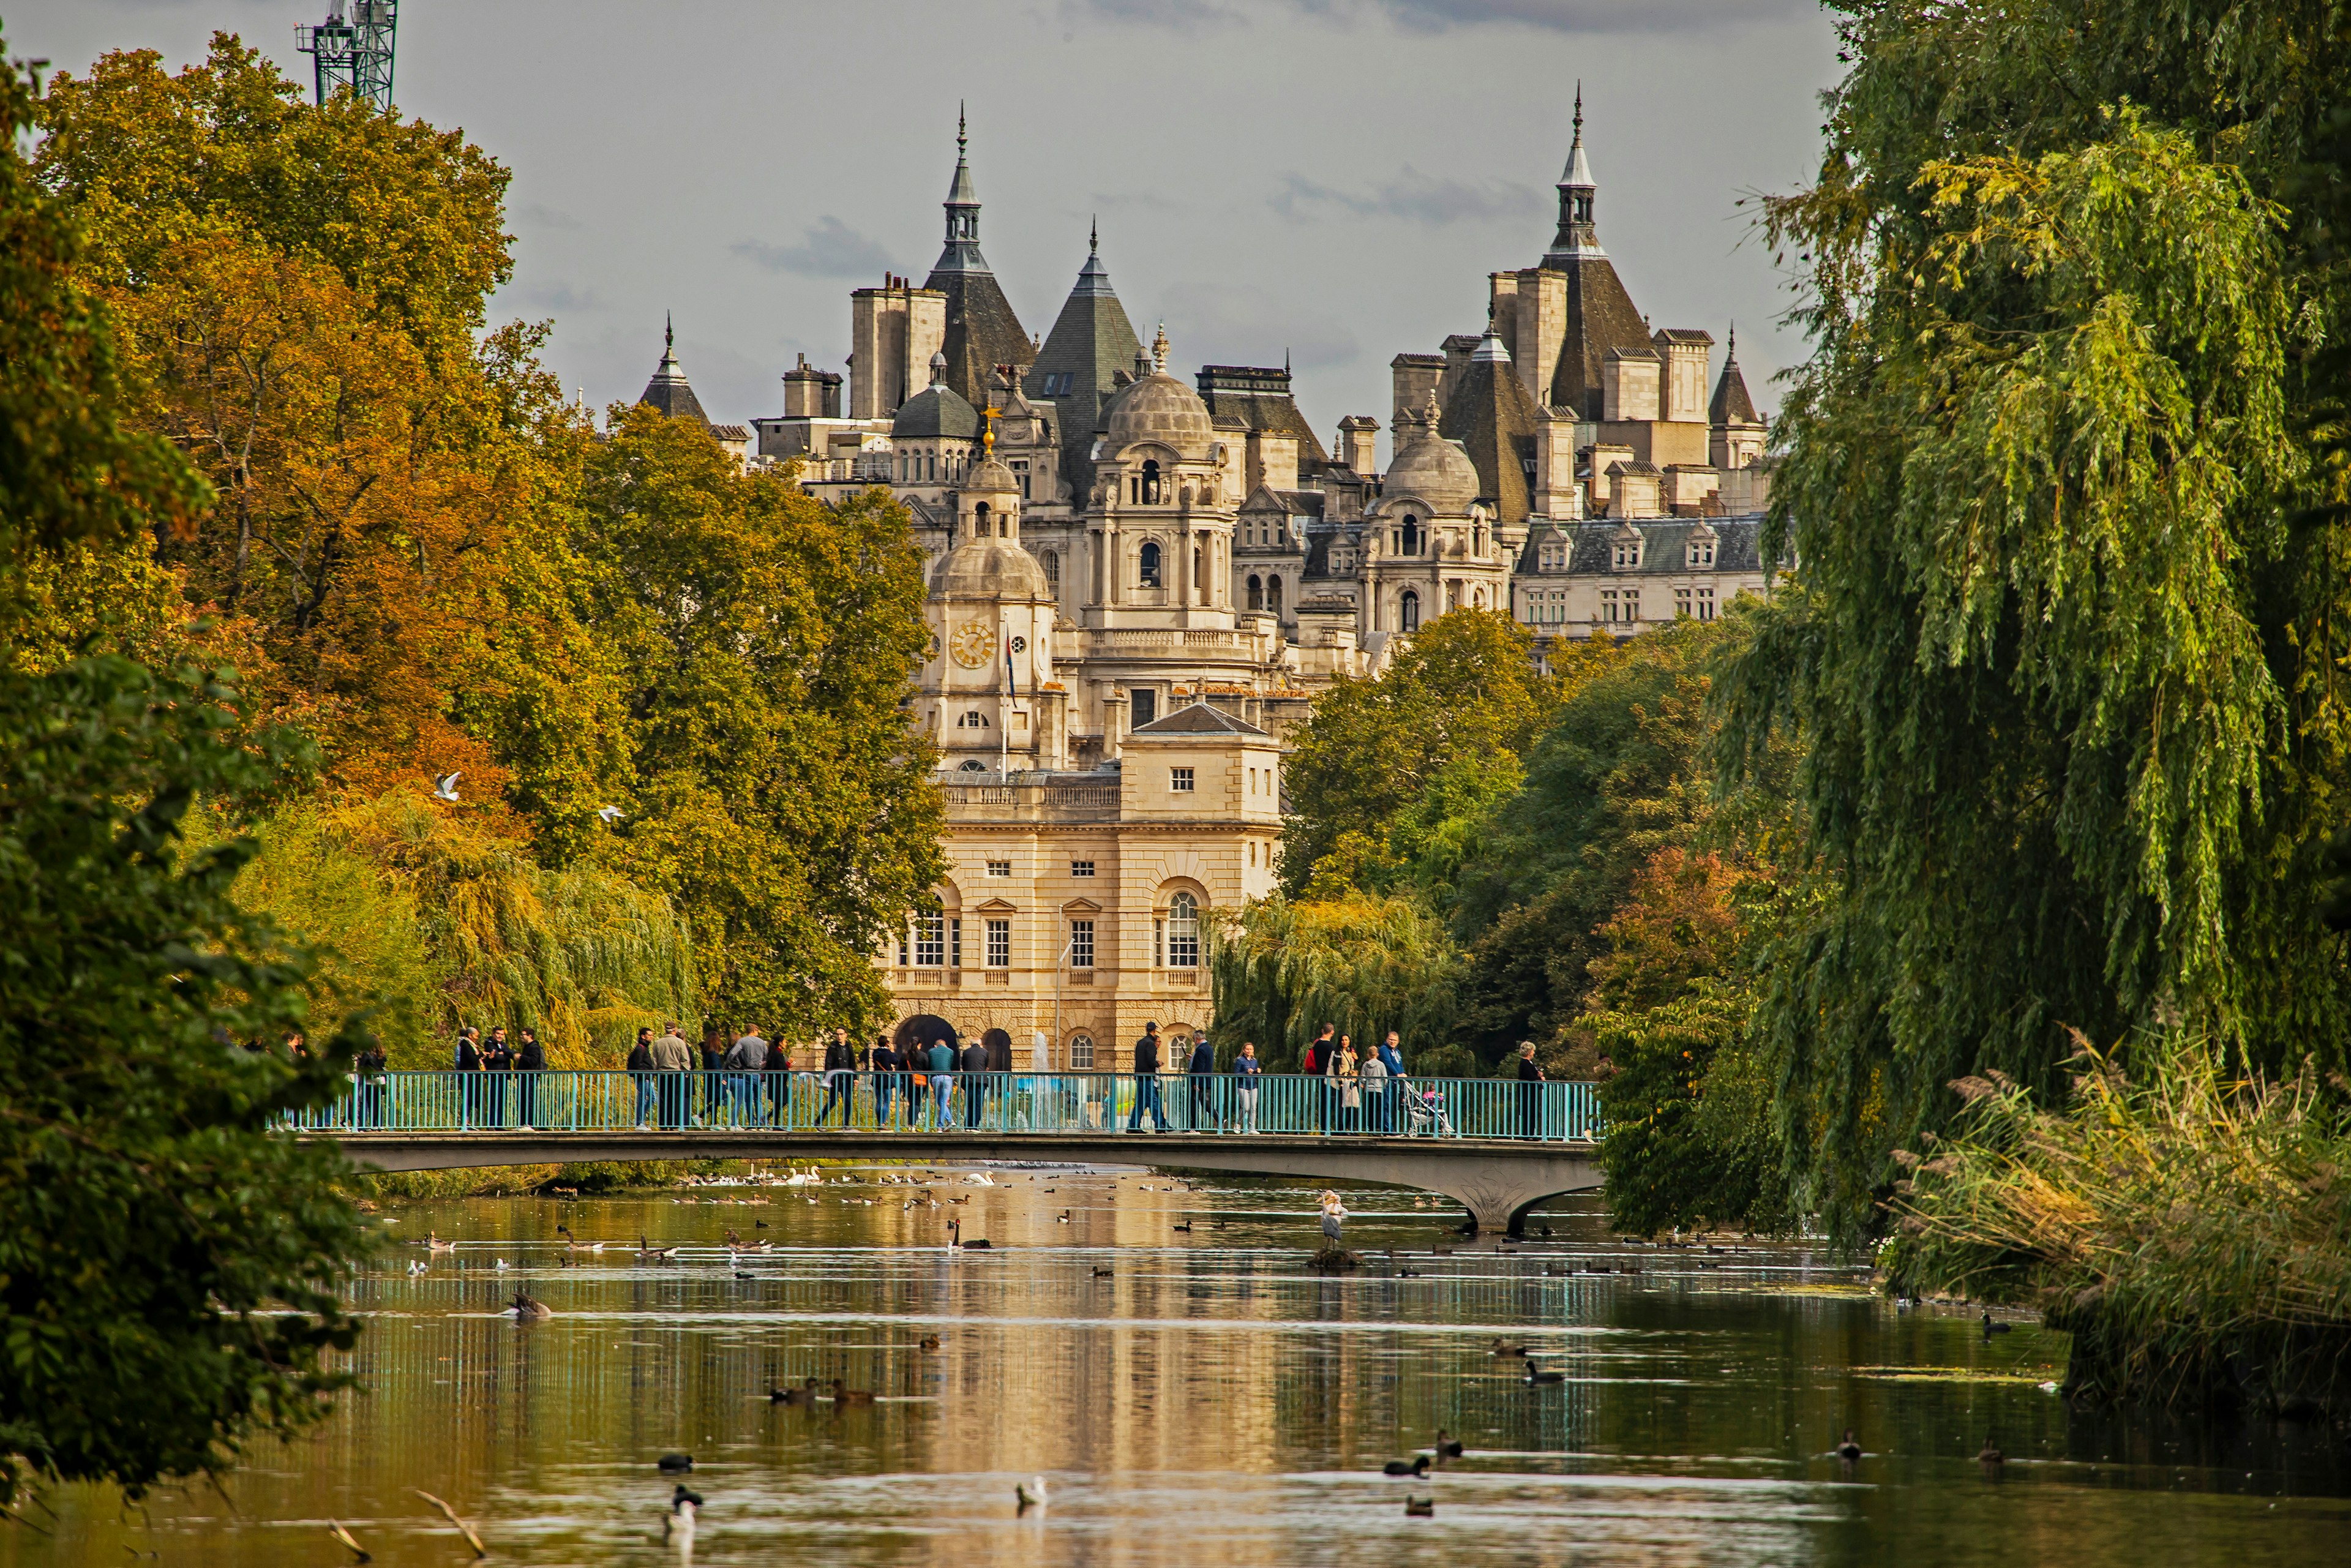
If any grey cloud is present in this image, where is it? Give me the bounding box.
[1082,0,1807,33]
[731,217,894,280]
[512,201,581,230]
[509,280,601,312]
[1271,167,1540,227]
[1160,281,1358,377]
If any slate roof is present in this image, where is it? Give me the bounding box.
[926,269,1032,410]
[892,381,980,440]
[1710,343,1761,426]
[1517,514,1772,577]
[1024,231,1144,503]
[1438,334,1540,524]
[1194,364,1331,470]
[1542,255,1653,420]
[638,323,711,427]
[1129,701,1269,738]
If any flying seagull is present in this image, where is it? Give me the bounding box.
[596,805,625,824]
[432,771,461,802]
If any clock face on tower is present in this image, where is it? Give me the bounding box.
[948,620,999,670]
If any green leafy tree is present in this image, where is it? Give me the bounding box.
[1208,891,1463,1070]
[0,39,364,1501]
[1278,610,1585,898]
[1720,1,2351,1239]
[579,407,943,1033]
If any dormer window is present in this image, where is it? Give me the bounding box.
[1539,541,1567,571]
[1612,533,1643,570]
[1687,537,1717,569]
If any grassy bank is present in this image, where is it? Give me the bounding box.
[1886,1038,2351,1419]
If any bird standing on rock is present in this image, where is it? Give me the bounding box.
[1319,1191,1348,1244]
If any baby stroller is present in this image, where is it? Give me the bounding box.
[1401,1079,1455,1138]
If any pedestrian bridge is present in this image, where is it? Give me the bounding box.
[301,1070,1604,1234]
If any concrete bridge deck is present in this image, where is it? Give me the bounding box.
[327,1128,1602,1235]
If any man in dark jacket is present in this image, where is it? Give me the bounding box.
[1303,1023,1335,1130]
[870,1036,897,1127]
[818,1027,857,1125]
[515,1028,547,1130]
[1127,1022,1171,1132]
[960,1036,991,1127]
[1186,1034,1217,1129]
[628,1027,658,1128]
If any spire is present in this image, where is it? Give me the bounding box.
[638,315,709,427]
[1709,321,1761,427]
[1072,219,1116,298]
[1152,322,1169,374]
[935,104,989,274]
[1544,81,1604,265]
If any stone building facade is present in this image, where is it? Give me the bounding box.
[636,100,1781,1059]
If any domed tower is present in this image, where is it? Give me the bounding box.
[1085,340,1237,631]
[1362,392,1504,636]
[923,418,1068,775]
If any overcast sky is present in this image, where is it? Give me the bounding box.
[21,1,1840,464]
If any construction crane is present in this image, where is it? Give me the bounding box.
[295,1,398,110]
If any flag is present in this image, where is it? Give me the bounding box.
[1005,643,1018,699]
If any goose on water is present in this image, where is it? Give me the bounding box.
[509,1290,552,1322]
[770,1377,819,1405]
[1404,1496,1434,1517]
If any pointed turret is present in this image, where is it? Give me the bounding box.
[1438,317,1539,524]
[1025,220,1144,503]
[1709,324,1767,470]
[920,107,1032,408]
[637,313,711,426]
[1531,90,1653,420]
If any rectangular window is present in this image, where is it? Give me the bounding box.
[1622,593,1640,622]
[1154,918,1164,968]
[1697,587,1717,621]
[1131,688,1157,727]
[914,913,945,967]
[949,917,962,969]
[1599,590,1619,623]
[1675,587,1693,618]
[1070,859,1095,877]
[986,859,1011,877]
[984,918,1010,968]
[896,931,909,966]
[1171,767,1194,793]
[1070,919,1094,969]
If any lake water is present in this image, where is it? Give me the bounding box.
[10,1166,2348,1566]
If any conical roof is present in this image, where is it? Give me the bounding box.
[921,108,1030,407]
[1709,328,1762,426]
[1438,324,1538,523]
[1024,220,1144,501]
[637,315,711,427]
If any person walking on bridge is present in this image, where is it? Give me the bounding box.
[650,1022,693,1129]
[726,1025,770,1125]
[1234,1042,1261,1132]
[927,1036,956,1129]
[1127,1022,1171,1133]
[1516,1041,1545,1138]
[1186,1033,1217,1130]
[1378,1032,1405,1137]
[516,1027,546,1131]
[818,1027,857,1125]
[960,1035,991,1127]
[628,1027,658,1128]
[871,1035,898,1127]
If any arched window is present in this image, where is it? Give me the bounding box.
[1268,575,1283,614]
[956,759,988,771]
[1193,546,1204,599]
[1247,574,1263,610]
[1401,516,1421,556]
[974,500,990,541]
[1401,589,1421,631]
[1166,891,1200,968]
[1142,459,1161,503]
[957,710,991,729]
[1069,1032,1095,1069]
[1139,541,1163,587]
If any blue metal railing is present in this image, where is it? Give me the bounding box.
[288,1070,1601,1143]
